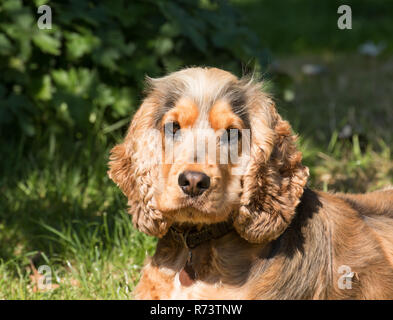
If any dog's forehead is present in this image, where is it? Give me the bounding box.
[151,68,249,128]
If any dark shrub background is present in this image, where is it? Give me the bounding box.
[0,0,265,151]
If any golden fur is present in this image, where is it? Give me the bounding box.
[108,67,393,299]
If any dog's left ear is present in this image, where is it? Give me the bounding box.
[234,94,309,244]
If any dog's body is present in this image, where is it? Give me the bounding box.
[135,188,393,299]
[108,67,393,299]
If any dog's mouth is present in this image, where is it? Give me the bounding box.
[168,192,213,213]
[158,188,236,224]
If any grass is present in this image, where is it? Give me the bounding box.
[0,134,156,299]
[1,0,392,299]
[270,53,393,192]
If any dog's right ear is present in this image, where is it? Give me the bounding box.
[108,99,172,238]
[108,143,134,196]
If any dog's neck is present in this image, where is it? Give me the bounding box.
[151,215,279,289]
[169,219,234,249]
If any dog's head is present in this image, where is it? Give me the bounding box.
[108,67,309,243]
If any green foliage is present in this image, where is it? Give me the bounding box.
[234,0,393,54]
[0,0,265,146]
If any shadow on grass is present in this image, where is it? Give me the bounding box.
[0,137,153,269]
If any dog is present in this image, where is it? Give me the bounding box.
[108,67,393,299]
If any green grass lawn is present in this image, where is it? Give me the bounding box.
[0,136,156,299]
[1,0,392,299]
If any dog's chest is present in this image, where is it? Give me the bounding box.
[168,272,246,300]
[135,263,247,300]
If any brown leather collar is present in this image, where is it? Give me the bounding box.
[170,220,234,249]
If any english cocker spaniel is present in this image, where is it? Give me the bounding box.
[108,67,393,299]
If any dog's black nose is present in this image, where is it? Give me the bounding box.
[178,171,211,197]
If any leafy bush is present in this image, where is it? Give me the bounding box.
[0,0,265,149]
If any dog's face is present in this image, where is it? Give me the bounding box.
[155,70,253,224]
[108,67,309,243]
[157,98,243,223]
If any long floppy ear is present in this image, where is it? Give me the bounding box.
[108,99,171,238]
[234,93,309,244]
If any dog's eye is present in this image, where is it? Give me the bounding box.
[224,128,242,144]
[164,121,181,138]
